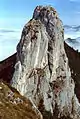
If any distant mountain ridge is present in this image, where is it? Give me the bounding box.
[64,25,80,52]
[65,37,80,52]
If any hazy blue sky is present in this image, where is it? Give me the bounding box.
[0,0,80,60]
[1,0,80,28]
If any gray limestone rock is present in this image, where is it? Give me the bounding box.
[11,6,80,119]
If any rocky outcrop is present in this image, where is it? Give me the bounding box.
[11,6,80,119]
[0,81,42,119]
[1,43,80,104]
[0,43,80,119]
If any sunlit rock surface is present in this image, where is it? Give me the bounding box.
[11,6,80,119]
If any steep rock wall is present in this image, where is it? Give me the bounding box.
[11,6,80,119]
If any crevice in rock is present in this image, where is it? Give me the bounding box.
[47,37,54,76]
[38,99,53,119]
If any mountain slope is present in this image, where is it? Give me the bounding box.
[0,81,42,119]
[0,53,17,83]
[64,42,80,102]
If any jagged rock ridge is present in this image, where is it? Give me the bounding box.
[11,6,80,119]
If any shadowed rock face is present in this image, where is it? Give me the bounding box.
[11,6,80,119]
[64,42,80,103]
[0,53,17,83]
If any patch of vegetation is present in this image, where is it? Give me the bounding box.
[0,81,41,119]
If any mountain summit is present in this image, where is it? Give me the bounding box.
[11,6,80,119]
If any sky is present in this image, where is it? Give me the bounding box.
[0,0,80,61]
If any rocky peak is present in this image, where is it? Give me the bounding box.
[33,6,63,40]
[33,6,58,26]
[11,6,80,119]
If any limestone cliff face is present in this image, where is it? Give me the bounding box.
[11,6,80,119]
